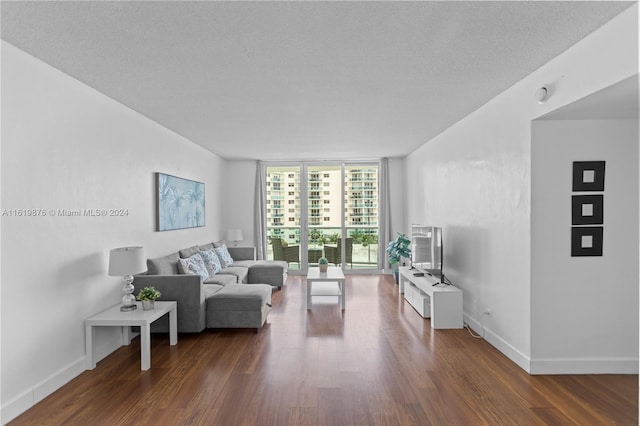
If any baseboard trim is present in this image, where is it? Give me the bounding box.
[530,357,639,375]
[463,313,532,373]
[463,313,638,375]
[1,389,32,426]
[1,357,84,425]
[2,333,123,424]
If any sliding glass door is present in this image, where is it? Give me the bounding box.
[265,165,303,269]
[307,165,343,267]
[344,164,379,269]
[265,162,379,274]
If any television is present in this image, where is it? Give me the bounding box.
[410,225,446,285]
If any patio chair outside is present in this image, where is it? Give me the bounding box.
[271,238,300,266]
[324,237,353,268]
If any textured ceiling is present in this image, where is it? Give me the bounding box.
[1,1,634,160]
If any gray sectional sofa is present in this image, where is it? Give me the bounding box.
[134,242,287,333]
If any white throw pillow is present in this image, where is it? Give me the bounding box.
[178,253,210,280]
[215,244,234,268]
[199,249,222,276]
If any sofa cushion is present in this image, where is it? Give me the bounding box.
[199,249,222,276]
[215,245,234,268]
[147,252,180,275]
[179,245,200,259]
[232,260,257,268]
[178,253,210,280]
[199,242,215,251]
[206,284,272,311]
[203,283,224,299]
[219,266,248,284]
[204,273,238,286]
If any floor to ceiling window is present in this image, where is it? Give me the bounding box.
[265,165,302,269]
[344,164,379,269]
[265,162,379,274]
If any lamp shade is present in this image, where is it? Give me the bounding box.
[227,229,243,242]
[108,246,146,276]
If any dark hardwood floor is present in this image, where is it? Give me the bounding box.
[11,274,638,425]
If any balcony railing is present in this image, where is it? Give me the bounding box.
[349,202,377,208]
[266,226,380,270]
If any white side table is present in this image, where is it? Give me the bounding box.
[306,266,346,310]
[85,301,177,371]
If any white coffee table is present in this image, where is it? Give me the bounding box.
[306,266,345,310]
[85,301,177,371]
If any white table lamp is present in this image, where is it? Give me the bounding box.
[227,229,243,247]
[108,246,146,311]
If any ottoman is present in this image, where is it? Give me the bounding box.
[205,284,272,332]
[247,260,288,289]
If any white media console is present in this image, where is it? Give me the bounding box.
[398,266,463,329]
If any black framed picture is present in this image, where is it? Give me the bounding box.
[571,195,603,225]
[572,161,605,191]
[571,226,603,257]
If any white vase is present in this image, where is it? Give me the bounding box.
[319,264,328,273]
[142,300,155,311]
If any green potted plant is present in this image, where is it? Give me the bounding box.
[386,233,411,283]
[136,286,161,311]
[318,256,329,273]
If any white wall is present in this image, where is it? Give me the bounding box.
[221,160,256,248]
[531,119,638,373]
[404,5,637,372]
[1,42,226,423]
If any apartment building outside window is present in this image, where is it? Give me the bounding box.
[264,163,379,272]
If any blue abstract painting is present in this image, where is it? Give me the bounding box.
[156,173,205,231]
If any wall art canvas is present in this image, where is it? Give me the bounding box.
[155,173,205,231]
